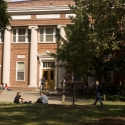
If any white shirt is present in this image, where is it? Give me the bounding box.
[40,94,48,104]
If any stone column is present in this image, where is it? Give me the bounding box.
[2,26,11,85]
[28,26,38,87]
[57,25,66,84]
[57,25,66,39]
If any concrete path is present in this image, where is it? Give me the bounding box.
[0,89,77,104]
[0,89,63,104]
[0,89,94,104]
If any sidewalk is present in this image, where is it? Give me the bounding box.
[0,89,63,104]
[0,89,93,104]
[0,89,76,104]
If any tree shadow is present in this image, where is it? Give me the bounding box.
[0,103,125,125]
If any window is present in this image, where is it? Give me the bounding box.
[102,72,113,83]
[39,27,59,43]
[74,76,82,82]
[0,30,4,42]
[43,62,55,68]
[12,28,31,43]
[16,62,25,81]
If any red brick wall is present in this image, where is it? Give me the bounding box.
[10,44,30,87]
[38,43,57,53]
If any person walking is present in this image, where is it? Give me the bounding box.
[60,77,66,92]
[93,80,103,106]
[40,76,46,93]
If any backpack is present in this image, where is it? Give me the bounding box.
[60,79,64,85]
[41,78,45,85]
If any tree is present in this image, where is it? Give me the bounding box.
[87,0,125,80]
[49,0,125,105]
[0,0,11,29]
[51,0,125,83]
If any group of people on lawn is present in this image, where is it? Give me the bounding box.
[14,91,48,104]
[13,75,103,106]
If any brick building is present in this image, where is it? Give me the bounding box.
[0,0,76,88]
[1,0,124,89]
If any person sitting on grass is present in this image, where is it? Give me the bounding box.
[36,92,48,104]
[14,91,31,104]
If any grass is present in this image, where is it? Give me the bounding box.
[0,101,125,125]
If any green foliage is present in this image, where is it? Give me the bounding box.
[51,0,125,77]
[0,0,11,29]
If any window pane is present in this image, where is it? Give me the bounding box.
[40,28,44,42]
[28,29,31,35]
[40,34,43,42]
[18,29,25,35]
[28,36,31,42]
[17,72,24,80]
[13,36,16,42]
[56,28,60,35]
[13,29,16,35]
[46,28,53,34]
[46,35,53,41]
[18,29,25,42]
[74,76,82,82]
[18,62,25,71]
[40,28,43,34]
[18,36,25,42]
[28,29,31,42]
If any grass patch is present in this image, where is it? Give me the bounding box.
[0,101,125,125]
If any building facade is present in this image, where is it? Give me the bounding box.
[0,0,76,88]
[1,0,124,89]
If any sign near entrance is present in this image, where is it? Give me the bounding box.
[17,55,25,58]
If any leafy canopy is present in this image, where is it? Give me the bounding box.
[0,0,11,29]
[51,0,125,76]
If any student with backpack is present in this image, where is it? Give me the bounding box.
[40,76,46,93]
[93,80,103,106]
[60,77,66,92]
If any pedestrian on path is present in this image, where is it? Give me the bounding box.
[93,80,103,106]
[40,76,46,93]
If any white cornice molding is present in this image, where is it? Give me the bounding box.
[7,5,71,15]
[28,25,38,30]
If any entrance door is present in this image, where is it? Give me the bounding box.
[42,69,55,89]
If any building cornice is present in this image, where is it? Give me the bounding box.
[8,5,71,15]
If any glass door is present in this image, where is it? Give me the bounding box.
[42,69,55,89]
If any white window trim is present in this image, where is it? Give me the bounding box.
[39,27,56,43]
[16,61,25,81]
[12,27,30,43]
[102,71,113,83]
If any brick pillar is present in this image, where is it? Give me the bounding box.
[2,26,11,86]
[28,26,38,87]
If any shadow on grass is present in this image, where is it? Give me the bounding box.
[0,103,125,125]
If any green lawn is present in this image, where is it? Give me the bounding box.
[0,101,125,125]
